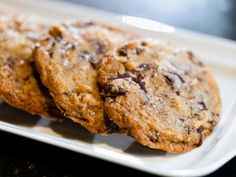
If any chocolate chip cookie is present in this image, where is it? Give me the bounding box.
[98,39,221,153]
[0,13,62,119]
[34,20,138,133]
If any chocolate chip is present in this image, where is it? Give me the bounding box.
[55,36,62,42]
[187,51,194,60]
[198,101,208,111]
[63,92,70,97]
[117,46,128,57]
[132,48,144,55]
[197,126,204,146]
[187,51,204,67]
[179,118,185,122]
[164,71,185,95]
[50,40,56,48]
[49,51,54,58]
[117,72,131,79]
[89,57,100,69]
[44,37,51,42]
[184,126,191,134]
[197,76,203,82]
[150,137,159,143]
[83,21,94,27]
[138,64,152,71]
[195,61,204,67]
[104,115,120,133]
[80,117,89,122]
[80,50,91,61]
[95,42,106,54]
[71,44,76,50]
[149,131,159,143]
[164,75,174,86]
[208,120,216,126]
[64,42,70,48]
[23,75,30,81]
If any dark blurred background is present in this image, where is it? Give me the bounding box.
[0,0,235,177]
[66,0,236,40]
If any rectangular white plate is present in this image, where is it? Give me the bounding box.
[0,0,236,176]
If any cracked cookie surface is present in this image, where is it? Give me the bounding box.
[98,39,221,153]
[34,20,137,133]
[0,12,62,119]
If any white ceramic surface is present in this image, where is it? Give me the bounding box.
[0,0,235,176]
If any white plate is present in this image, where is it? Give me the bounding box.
[0,0,236,176]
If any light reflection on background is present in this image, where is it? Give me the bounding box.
[119,15,175,33]
[66,0,235,40]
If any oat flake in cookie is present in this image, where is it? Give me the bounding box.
[0,13,62,119]
[34,20,137,134]
[98,39,221,153]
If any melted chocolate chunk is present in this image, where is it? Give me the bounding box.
[131,74,147,93]
[117,72,131,79]
[163,71,185,95]
[104,83,127,98]
[108,72,147,94]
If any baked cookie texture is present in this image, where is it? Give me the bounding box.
[0,12,62,119]
[34,20,138,134]
[98,39,221,153]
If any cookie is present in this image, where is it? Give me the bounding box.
[0,13,62,119]
[34,20,138,133]
[98,39,221,153]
